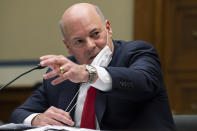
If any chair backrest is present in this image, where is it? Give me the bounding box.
[0,121,3,126]
[173,115,197,131]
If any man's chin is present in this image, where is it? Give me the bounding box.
[87,58,94,64]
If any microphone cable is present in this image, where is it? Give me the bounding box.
[0,64,46,91]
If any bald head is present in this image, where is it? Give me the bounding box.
[60,3,106,40]
[63,3,104,22]
[59,3,113,64]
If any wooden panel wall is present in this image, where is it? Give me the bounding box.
[0,87,34,123]
[134,0,197,114]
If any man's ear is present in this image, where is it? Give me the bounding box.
[105,20,112,37]
[62,39,73,55]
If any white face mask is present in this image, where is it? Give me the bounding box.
[91,30,112,67]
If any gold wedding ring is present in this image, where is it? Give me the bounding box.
[59,66,65,74]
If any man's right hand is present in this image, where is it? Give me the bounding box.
[31,106,75,127]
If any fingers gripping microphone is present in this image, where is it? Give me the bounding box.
[0,64,46,91]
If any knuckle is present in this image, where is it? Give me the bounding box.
[44,111,50,116]
[49,106,54,110]
[69,68,74,73]
[58,116,64,122]
[67,63,71,68]
[65,113,71,119]
[54,69,59,74]
[54,58,58,63]
[66,71,72,78]
[56,108,62,113]
[61,57,65,61]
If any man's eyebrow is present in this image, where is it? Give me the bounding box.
[72,37,83,41]
[71,28,101,41]
[89,28,100,34]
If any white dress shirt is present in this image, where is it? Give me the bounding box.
[24,45,113,129]
[74,45,112,129]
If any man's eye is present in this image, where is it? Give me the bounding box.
[77,39,83,43]
[72,39,84,47]
[73,39,83,45]
[92,32,99,38]
[94,32,99,35]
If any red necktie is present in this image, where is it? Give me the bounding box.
[80,86,97,129]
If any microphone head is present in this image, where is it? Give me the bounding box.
[36,64,47,69]
[0,63,47,91]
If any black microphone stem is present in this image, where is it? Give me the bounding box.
[0,64,46,91]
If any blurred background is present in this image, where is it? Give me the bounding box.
[0,0,197,123]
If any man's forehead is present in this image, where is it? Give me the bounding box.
[61,3,105,40]
[66,3,95,14]
[63,3,97,20]
[68,26,102,41]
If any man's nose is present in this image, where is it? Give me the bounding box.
[86,38,96,50]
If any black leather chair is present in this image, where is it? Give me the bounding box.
[0,121,3,126]
[173,115,197,131]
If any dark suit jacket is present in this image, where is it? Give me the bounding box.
[9,40,175,130]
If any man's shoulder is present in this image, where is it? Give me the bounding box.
[114,40,154,48]
[113,40,156,53]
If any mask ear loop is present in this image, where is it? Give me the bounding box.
[105,23,109,45]
[106,30,109,45]
[105,20,111,45]
[65,88,80,113]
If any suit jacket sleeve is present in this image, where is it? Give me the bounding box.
[8,56,79,124]
[105,40,164,102]
[8,79,49,123]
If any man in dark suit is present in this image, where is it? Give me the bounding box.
[9,3,175,130]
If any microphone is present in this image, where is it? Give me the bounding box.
[0,64,46,91]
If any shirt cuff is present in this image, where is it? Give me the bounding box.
[23,113,40,126]
[91,66,112,92]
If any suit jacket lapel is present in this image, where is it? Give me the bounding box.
[95,41,118,125]
[95,91,107,125]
